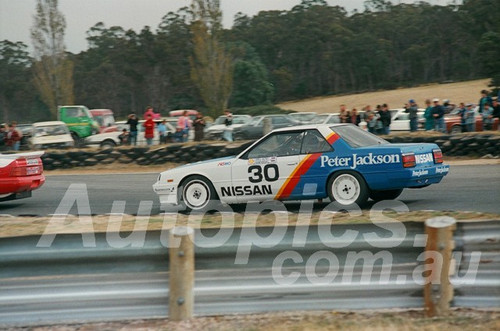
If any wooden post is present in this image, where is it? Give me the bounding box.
[423,217,456,317]
[169,226,194,321]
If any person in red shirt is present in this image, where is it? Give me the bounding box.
[143,115,155,146]
[348,108,361,126]
[5,122,22,150]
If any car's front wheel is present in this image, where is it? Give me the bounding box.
[327,171,369,207]
[179,175,217,212]
[100,140,116,149]
[369,189,404,202]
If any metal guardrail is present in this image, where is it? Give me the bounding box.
[0,221,498,326]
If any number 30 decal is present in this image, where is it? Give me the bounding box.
[248,164,279,183]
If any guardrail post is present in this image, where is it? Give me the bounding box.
[423,217,456,317]
[169,226,194,321]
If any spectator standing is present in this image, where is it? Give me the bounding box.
[363,105,374,120]
[492,99,500,129]
[378,104,391,135]
[0,124,7,151]
[424,99,434,130]
[193,113,206,141]
[406,99,419,132]
[457,102,467,132]
[143,114,155,145]
[118,129,129,145]
[143,106,160,120]
[443,99,455,114]
[464,103,475,132]
[157,120,168,144]
[478,90,493,114]
[126,114,139,145]
[223,110,233,142]
[432,99,445,133]
[366,112,378,134]
[348,108,361,126]
[5,122,22,151]
[339,104,349,123]
[482,104,494,130]
[177,110,191,142]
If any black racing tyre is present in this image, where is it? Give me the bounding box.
[327,171,369,207]
[179,175,218,212]
[369,188,404,202]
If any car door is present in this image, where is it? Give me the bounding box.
[291,129,335,199]
[229,130,306,203]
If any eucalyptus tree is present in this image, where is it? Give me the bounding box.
[30,0,74,117]
[189,0,233,117]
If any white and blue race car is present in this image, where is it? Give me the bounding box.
[153,124,449,211]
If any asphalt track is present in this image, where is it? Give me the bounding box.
[0,164,498,217]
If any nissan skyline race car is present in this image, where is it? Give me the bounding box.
[0,151,45,202]
[153,124,449,211]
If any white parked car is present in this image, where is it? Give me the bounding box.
[204,115,252,140]
[310,113,340,125]
[30,121,74,149]
[289,112,318,124]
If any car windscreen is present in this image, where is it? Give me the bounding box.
[331,125,388,148]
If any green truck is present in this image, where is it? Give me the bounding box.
[58,105,100,145]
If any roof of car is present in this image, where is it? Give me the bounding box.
[271,123,350,132]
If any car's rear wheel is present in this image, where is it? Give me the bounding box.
[180,175,217,212]
[327,172,369,207]
[369,188,404,202]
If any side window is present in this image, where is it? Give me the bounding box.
[327,116,340,124]
[65,108,79,117]
[246,131,304,158]
[300,130,334,154]
[271,116,286,125]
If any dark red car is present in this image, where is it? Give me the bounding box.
[445,108,499,134]
[0,152,45,201]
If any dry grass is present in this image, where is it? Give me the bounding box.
[1,210,498,238]
[277,79,491,113]
[21,309,500,331]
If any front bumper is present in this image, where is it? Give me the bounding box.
[152,181,179,206]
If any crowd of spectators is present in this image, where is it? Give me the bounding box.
[340,89,500,135]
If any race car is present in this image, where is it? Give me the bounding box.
[0,152,45,202]
[153,124,449,211]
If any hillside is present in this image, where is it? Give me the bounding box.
[276,79,492,113]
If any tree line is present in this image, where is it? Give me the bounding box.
[0,0,498,123]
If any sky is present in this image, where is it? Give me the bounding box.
[0,0,454,54]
